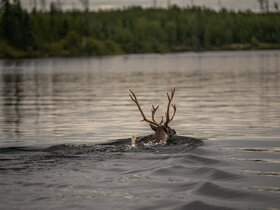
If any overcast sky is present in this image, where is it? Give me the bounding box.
[21,0,280,11]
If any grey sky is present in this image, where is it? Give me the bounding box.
[21,0,280,11]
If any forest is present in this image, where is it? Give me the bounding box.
[0,0,280,58]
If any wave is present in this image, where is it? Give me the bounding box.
[175,201,237,210]
[194,181,255,199]
[0,136,203,155]
[0,146,43,153]
[1,138,280,210]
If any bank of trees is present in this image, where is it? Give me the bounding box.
[0,0,280,58]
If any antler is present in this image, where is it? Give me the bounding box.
[129,89,162,127]
[165,88,177,125]
[151,105,164,125]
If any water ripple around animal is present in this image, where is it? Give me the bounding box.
[43,135,203,157]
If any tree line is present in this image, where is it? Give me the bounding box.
[0,0,280,58]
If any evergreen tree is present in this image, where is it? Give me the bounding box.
[1,0,35,50]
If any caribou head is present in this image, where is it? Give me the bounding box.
[129,88,177,145]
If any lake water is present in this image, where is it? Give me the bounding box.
[0,51,279,209]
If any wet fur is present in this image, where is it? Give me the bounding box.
[136,124,176,146]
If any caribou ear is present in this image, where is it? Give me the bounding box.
[150,124,158,132]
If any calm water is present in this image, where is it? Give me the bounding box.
[0,51,279,146]
[0,51,280,210]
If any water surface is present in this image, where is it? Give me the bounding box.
[0,51,279,209]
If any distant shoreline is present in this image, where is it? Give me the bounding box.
[1,2,280,59]
[2,48,280,62]
[2,48,280,60]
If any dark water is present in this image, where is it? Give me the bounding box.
[0,51,280,209]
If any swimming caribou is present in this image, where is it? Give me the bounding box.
[129,88,177,146]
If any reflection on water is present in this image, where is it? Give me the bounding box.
[0,51,280,210]
[0,50,280,146]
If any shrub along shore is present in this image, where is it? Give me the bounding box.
[0,1,280,59]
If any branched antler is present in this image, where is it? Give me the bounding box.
[129,88,176,127]
[151,105,164,125]
[165,88,176,125]
[129,89,162,126]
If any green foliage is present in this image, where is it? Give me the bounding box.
[251,36,259,47]
[0,40,28,58]
[62,31,82,54]
[0,2,280,58]
[1,0,35,51]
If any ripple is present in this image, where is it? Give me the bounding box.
[0,146,42,154]
[175,201,237,210]
[221,147,280,153]
[193,181,260,200]
[191,167,243,180]
[179,154,221,165]
[43,136,203,156]
[241,186,280,194]
[235,170,280,177]
[227,157,280,164]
